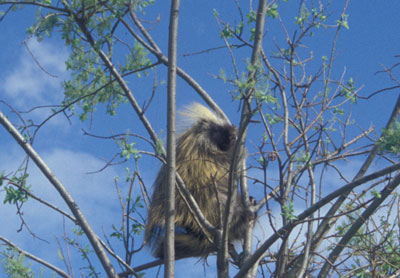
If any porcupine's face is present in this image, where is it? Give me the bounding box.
[207,121,237,152]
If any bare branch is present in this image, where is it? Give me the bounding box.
[235,161,400,277]
[127,4,230,122]
[319,172,400,277]
[164,0,181,275]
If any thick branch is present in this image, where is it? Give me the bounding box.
[164,0,180,275]
[0,109,118,278]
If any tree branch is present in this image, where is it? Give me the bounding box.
[219,0,268,277]
[234,161,400,277]
[0,235,70,278]
[0,109,118,278]
[164,0,180,275]
[318,172,400,277]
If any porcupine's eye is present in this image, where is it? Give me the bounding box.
[209,122,237,152]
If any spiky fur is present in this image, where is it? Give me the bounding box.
[145,103,246,258]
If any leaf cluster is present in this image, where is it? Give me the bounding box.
[0,174,30,205]
[377,121,400,156]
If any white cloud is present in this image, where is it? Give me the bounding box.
[249,159,370,266]
[28,148,120,222]
[1,38,69,108]
[0,146,127,274]
[0,147,123,231]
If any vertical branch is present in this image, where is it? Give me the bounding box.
[217,0,268,277]
[322,0,350,101]
[165,0,181,276]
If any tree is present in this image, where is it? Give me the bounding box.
[0,0,400,277]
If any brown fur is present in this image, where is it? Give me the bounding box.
[145,103,246,258]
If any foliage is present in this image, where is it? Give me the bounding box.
[0,174,30,205]
[0,248,34,278]
[377,121,400,155]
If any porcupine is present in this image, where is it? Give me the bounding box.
[145,103,247,258]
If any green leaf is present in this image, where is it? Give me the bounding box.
[337,14,350,29]
[377,121,400,155]
[246,10,257,24]
[57,249,65,261]
[371,189,381,199]
[281,202,298,221]
[0,171,4,187]
[267,3,279,19]
[258,156,268,168]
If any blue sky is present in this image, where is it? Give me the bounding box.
[0,1,400,277]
